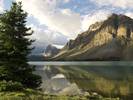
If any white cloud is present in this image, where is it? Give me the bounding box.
[0,0,4,13]
[125,12,133,19]
[52,74,66,79]
[52,44,64,49]
[82,10,111,31]
[28,24,68,46]
[90,0,133,9]
[16,0,81,39]
[63,0,70,3]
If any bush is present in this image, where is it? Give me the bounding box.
[0,80,23,92]
[22,73,42,89]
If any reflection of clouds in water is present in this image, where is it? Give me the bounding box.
[32,62,133,96]
[52,74,66,79]
[34,65,80,94]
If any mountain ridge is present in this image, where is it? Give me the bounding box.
[52,14,133,61]
[44,44,60,57]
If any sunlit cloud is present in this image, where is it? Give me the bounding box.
[0,0,4,13]
[90,0,133,9]
[16,0,81,39]
[82,10,111,31]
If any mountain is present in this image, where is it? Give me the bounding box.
[28,44,62,61]
[28,55,45,61]
[44,44,60,57]
[28,45,46,61]
[52,14,133,61]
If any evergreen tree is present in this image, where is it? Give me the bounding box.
[0,2,41,89]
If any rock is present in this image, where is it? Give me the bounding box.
[44,44,60,57]
[59,83,81,95]
[53,14,133,61]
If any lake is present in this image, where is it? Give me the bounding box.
[29,61,133,98]
[29,61,133,66]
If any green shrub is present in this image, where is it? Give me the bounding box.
[0,80,23,92]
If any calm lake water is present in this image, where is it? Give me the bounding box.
[29,61,133,66]
[29,61,133,97]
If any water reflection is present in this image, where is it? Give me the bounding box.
[30,62,133,98]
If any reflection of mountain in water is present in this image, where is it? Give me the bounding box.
[34,63,133,98]
[35,66,81,95]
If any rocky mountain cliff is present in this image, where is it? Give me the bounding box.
[52,14,133,61]
[44,44,60,57]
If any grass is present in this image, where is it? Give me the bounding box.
[0,88,120,100]
[0,91,120,100]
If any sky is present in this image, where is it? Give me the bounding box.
[0,0,133,48]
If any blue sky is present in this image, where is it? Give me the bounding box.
[0,0,133,47]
